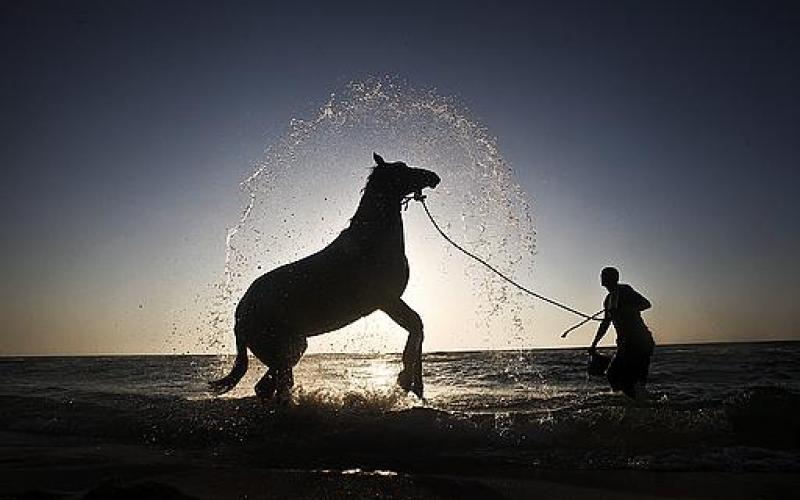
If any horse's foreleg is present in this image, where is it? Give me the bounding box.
[381,300,424,398]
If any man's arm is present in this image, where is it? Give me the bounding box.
[631,288,651,311]
[589,317,611,353]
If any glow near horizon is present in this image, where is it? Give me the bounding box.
[3,135,794,357]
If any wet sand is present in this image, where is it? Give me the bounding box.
[2,431,796,499]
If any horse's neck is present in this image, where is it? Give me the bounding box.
[345,192,404,250]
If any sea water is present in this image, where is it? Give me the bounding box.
[2,343,798,471]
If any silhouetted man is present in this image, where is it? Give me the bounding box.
[589,267,655,400]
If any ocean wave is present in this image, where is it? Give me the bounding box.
[724,385,800,449]
[1,384,798,471]
[3,346,799,471]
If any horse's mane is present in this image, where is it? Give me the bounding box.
[362,161,407,192]
[361,166,378,193]
[348,166,401,228]
[361,165,391,194]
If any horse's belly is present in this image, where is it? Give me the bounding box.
[303,309,368,337]
[239,269,375,335]
[237,251,409,337]
[283,279,381,335]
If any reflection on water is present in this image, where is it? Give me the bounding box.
[5,343,800,414]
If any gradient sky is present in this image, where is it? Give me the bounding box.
[1,0,798,355]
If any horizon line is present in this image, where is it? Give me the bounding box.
[2,338,798,358]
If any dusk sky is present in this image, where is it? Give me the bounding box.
[2,0,798,355]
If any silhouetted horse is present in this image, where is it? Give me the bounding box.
[210,153,440,399]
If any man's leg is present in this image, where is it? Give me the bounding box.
[633,353,652,402]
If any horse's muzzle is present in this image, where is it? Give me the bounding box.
[425,172,441,189]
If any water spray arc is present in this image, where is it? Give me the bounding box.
[208,76,537,357]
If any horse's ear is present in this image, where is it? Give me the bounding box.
[373,152,386,166]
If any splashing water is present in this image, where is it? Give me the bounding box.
[206,76,536,356]
[4,343,800,471]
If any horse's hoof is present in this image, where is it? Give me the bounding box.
[275,390,293,406]
[397,370,412,392]
[255,376,277,400]
[255,386,276,400]
[398,370,423,398]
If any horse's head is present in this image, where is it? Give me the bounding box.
[369,152,440,200]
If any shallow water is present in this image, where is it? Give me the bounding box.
[2,342,799,472]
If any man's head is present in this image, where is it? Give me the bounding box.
[600,267,619,289]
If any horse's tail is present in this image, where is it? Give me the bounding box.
[208,332,248,395]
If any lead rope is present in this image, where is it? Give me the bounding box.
[407,195,603,337]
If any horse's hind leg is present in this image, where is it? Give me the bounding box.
[254,370,278,399]
[381,299,424,398]
[254,368,296,400]
[254,335,307,402]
